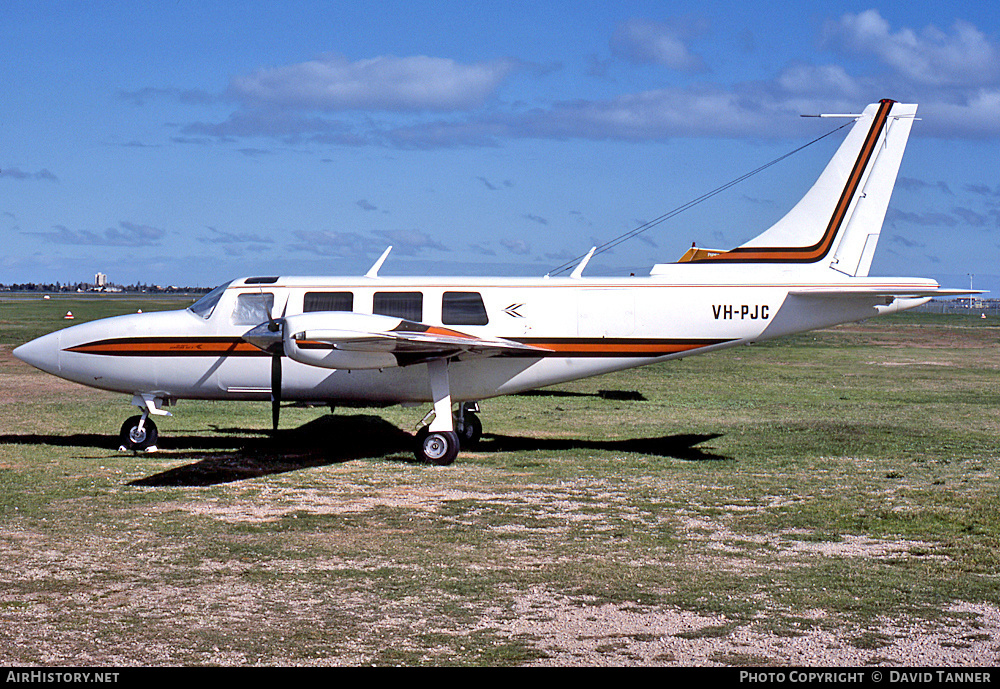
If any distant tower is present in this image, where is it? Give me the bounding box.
[95,272,107,288]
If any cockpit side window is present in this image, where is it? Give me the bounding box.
[188,281,232,319]
[231,292,275,326]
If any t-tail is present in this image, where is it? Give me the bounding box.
[680,99,917,277]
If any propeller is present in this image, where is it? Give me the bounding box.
[241,305,285,431]
[267,313,283,431]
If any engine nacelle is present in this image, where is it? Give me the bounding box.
[281,312,403,370]
[285,340,398,370]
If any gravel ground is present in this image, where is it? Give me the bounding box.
[492,592,1000,666]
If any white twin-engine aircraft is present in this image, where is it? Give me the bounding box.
[14,100,972,465]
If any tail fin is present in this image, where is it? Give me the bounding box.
[688,99,917,276]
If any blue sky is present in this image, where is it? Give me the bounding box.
[2,1,998,293]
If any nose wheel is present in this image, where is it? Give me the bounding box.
[119,394,171,452]
[119,415,159,452]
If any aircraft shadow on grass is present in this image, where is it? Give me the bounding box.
[0,414,728,487]
[516,388,648,401]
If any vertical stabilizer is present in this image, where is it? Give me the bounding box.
[828,102,917,276]
[688,100,917,275]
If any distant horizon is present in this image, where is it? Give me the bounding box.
[1,269,996,298]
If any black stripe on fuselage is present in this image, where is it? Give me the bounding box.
[64,336,734,358]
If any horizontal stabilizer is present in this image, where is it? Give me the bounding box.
[788,285,984,298]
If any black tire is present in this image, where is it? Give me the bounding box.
[414,427,460,466]
[457,411,482,446]
[119,415,158,451]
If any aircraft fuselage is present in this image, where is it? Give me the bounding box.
[13,269,932,406]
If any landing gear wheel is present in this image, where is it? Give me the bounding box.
[414,427,460,466]
[119,415,158,451]
[457,411,482,446]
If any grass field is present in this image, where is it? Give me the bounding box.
[1,296,998,666]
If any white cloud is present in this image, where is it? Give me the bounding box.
[385,87,787,145]
[1,167,58,182]
[917,89,1000,139]
[29,222,166,247]
[774,64,863,99]
[199,227,274,245]
[500,237,531,255]
[823,10,1000,88]
[229,54,522,112]
[372,229,448,255]
[610,18,707,73]
[175,13,1000,147]
[288,230,380,258]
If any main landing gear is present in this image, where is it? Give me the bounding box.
[411,359,484,465]
[413,403,482,466]
[454,402,482,447]
[414,427,460,466]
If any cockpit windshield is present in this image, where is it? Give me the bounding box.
[188,281,232,319]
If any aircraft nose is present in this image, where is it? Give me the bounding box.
[12,330,61,375]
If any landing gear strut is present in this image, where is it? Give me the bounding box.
[412,360,472,465]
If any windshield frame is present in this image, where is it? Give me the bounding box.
[187,281,232,320]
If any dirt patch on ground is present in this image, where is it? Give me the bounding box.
[488,591,1000,666]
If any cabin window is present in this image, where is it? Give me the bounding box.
[188,281,232,319]
[303,291,354,312]
[442,291,488,326]
[231,292,274,326]
[374,292,423,322]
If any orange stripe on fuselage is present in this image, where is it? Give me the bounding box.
[64,338,265,356]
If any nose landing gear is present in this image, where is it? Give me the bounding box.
[119,415,158,452]
[118,394,172,452]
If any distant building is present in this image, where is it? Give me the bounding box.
[915,298,1000,316]
[95,272,107,288]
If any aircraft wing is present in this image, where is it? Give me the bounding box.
[270,311,549,369]
[293,323,545,357]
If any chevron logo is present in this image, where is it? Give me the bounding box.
[503,303,525,318]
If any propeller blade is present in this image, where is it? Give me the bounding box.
[271,352,282,431]
[244,298,287,432]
